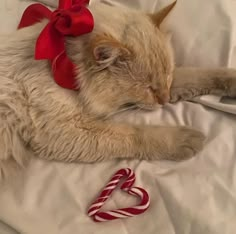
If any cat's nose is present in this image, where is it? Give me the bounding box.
[157,91,170,105]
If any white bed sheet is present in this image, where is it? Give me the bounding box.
[0,0,236,234]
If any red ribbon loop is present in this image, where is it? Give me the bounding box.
[18,0,94,90]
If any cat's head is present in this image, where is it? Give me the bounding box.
[68,2,176,117]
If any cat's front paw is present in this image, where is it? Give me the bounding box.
[170,87,200,103]
[167,127,205,161]
[143,126,205,161]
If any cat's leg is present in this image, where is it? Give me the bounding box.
[0,78,32,179]
[170,67,236,102]
[31,119,205,162]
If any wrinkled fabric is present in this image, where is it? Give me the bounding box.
[0,0,236,234]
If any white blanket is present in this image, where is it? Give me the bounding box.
[0,0,236,234]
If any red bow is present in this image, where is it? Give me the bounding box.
[18,0,94,90]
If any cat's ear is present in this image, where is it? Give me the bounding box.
[149,1,177,28]
[91,34,131,68]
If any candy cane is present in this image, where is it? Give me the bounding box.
[88,168,150,222]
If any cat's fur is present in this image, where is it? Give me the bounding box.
[0,2,236,179]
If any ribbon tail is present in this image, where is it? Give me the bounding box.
[35,23,65,60]
[51,53,79,90]
[18,3,51,29]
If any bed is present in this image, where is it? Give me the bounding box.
[0,0,236,233]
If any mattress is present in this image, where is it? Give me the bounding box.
[0,0,236,234]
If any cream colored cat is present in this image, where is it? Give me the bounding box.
[0,2,236,179]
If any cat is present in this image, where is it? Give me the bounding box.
[0,2,236,179]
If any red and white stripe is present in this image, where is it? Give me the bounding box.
[88,168,150,222]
